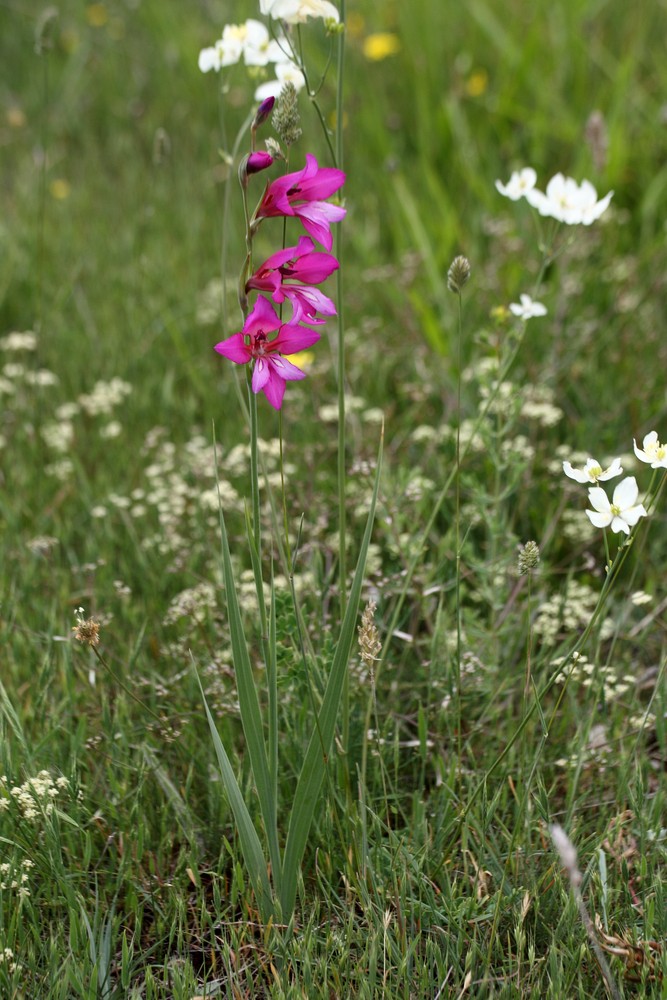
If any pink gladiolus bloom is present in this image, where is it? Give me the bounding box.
[254,154,346,251]
[214,295,320,410]
[246,236,338,323]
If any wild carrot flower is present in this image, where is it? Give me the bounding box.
[246,235,338,323]
[633,430,667,468]
[586,476,647,535]
[509,294,547,319]
[214,295,320,409]
[563,457,623,484]
[253,154,346,251]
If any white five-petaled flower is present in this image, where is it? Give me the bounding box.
[198,19,285,73]
[509,294,547,320]
[495,167,537,201]
[254,60,306,101]
[259,0,340,24]
[633,430,667,469]
[586,476,647,535]
[526,173,613,225]
[563,457,623,484]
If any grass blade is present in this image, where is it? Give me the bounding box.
[280,429,383,920]
[215,453,282,896]
[196,669,273,920]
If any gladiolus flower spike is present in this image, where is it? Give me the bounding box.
[215,295,320,410]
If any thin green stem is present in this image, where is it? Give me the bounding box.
[454,291,463,778]
[334,2,349,764]
[249,380,261,551]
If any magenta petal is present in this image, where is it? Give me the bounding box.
[245,271,282,296]
[251,357,270,392]
[214,333,250,364]
[244,295,282,337]
[262,369,286,409]
[269,356,307,381]
[295,159,346,201]
[289,251,339,283]
[274,323,321,353]
[257,237,315,272]
[293,202,346,250]
[284,286,336,321]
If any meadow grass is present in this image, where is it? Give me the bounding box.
[1,0,667,996]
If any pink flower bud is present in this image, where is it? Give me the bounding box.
[247,151,274,175]
[252,96,275,130]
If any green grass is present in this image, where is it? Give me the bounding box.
[1,0,667,996]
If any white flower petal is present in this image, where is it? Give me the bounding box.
[587,486,611,514]
[612,476,638,509]
[598,458,623,481]
[621,504,647,527]
[587,509,612,528]
[563,461,589,483]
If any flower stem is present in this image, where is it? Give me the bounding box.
[334,1,350,764]
[454,290,463,778]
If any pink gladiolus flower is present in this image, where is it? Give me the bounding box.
[254,154,346,251]
[246,236,339,323]
[214,295,320,410]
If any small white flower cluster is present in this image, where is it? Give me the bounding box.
[553,653,634,700]
[78,377,132,417]
[555,722,611,771]
[534,581,613,644]
[0,358,59,398]
[0,330,38,351]
[0,771,70,822]
[520,385,563,427]
[163,582,218,625]
[496,167,613,225]
[562,431,667,536]
[0,858,34,901]
[35,379,132,478]
[0,946,17,973]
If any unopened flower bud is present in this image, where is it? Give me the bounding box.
[518,540,540,576]
[238,151,274,188]
[447,255,471,293]
[252,96,275,131]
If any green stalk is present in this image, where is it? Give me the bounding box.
[454,289,463,780]
[335,0,349,761]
